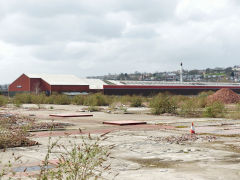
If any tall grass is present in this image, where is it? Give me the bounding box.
[178,98,200,117]
[84,93,111,106]
[51,94,71,105]
[13,93,32,104]
[0,96,8,107]
[12,93,113,106]
[72,95,85,105]
[130,96,143,107]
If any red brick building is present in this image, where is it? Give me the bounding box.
[8,74,90,96]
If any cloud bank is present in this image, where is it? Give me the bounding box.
[0,0,240,83]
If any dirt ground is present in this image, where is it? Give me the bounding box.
[1,104,240,180]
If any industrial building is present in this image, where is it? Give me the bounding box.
[8,73,106,96]
[8,73,240,96]
[103,81,240,95]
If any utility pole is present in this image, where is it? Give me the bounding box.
[180,62,183,83]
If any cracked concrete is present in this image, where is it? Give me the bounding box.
[1,104,240,179]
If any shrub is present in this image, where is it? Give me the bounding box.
[198,91,215,97]
[53,95,71,105]
[179,98,200,117]
[119,95,132,104]
[195,96,208,108]
[203,101,225,118]
[0,96,7,107]
[31,94,47,108]
[13,93,32,104]
[171,95,189,107]
[95,93,110,106]
[84,93,110,106]
[1,133,111,179]
[130,96,142,107]
[150,94,176,115]
[196,91,214,108]
[44,95,55,104]
[88,106,99,112]
[72,95,85,105]
[225,112,240,119]
[38,134,110,180]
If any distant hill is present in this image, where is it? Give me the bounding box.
[88,65,240,83]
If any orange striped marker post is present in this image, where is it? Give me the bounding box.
[190,122,195,134]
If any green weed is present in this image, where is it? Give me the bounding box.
[203,101,225,118]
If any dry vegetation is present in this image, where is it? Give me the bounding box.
[1,89,240,179]
[1,89,240,150]
[0,114,72,149]
[4,89,240,119]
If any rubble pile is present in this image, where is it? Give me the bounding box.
[149,134,217,144]
[0,114,71,148]
[207,88,240,104]
[0,114,70,131]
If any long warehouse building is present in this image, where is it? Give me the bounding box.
[8,73,106,96]
[8,74,240,96]
[103,81,240,95]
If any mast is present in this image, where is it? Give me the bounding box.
[180,62,183,83]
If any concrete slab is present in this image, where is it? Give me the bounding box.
[3,104,240,180]
[103,120,147,126]
[49,114,93,117]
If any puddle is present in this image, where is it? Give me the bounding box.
[127,152,240,169]
[199,133,240,138]
[224,144,240,153]
[206,123,234,127]
[221,154,240,164]
[203,140,240,153]
[126,158,184,168]
[175,126,188,128]
[13,165,55,172]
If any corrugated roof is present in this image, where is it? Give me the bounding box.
[25,73,106,89]
[83,79,107,89]
[107,80,124,85]
[26,74,87,85]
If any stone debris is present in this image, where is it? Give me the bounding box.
[207,88,240,104]
[149,134,217,144]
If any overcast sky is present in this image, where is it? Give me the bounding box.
[1,0,240,83]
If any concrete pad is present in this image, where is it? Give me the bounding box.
[49,114,93,117]
[103,120,147,126]
[3,104,240,180]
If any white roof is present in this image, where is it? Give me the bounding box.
[114,80,240,87]
[25,73,106,89]
[107,80,124,85]
[83,78,107,89]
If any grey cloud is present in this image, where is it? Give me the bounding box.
[1,0,240,84]
[0,13,125,45]
[116,0,178,22]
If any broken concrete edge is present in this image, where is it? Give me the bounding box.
[102,121,147,126]
[49,114,93,117]
[28,128,67,132]
[31,129,115,138]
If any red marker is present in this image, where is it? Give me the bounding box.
[190,122,195,134]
